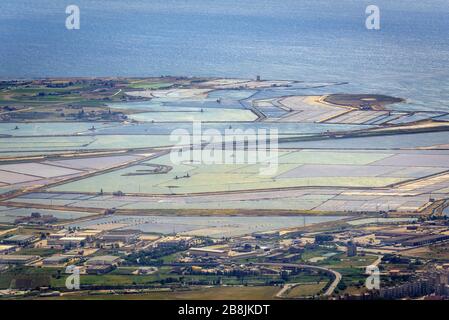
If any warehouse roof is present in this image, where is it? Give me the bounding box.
[86,255,120,265]
[3,234,35,242]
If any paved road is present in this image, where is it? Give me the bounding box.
[275,282,299,298]
[112,89,122,96]
[254,262,342,297]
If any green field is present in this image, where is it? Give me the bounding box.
[285,282,328,298]
[51,272,318,288]
[0,265,324,291]
[321,254,378,269]
[127,82,173,90]
[37,286,280,300]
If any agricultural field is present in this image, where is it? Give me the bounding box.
[400,243,449,260]
[285,282,328,298]
[321,254,379,269]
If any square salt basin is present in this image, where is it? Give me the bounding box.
[0,170,40,184]
[0,163,81,178]
[45,155,141,170]
[371,154,449,167]
[276,164,401,178]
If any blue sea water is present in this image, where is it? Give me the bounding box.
[1,0,449,111]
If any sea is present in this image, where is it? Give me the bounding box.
[1,0,449,111]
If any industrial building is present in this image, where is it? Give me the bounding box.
[86,265,115,275]
[0,255,40,265]
[266,252,285,261]
[188,247,228,257]
[253,231,280,239]
[47,236,86,247]
[47,229,102,243]
[85,255,120,274]
[401,234,449,247]
[86,255,121,266]
[158,236,196,247]
[375,231,449,247]
[2,235,36,246]
[101,229,141,244]
[42,255,74,266]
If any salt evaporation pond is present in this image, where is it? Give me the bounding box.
[67,215,347,238]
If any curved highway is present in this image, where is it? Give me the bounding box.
[254,262,342,297]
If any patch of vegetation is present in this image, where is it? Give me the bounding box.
[127,82,173,90]
[322,253,378,269]
[285,282,327,298]
[37,286,279,300]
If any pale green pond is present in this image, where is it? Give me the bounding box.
[129,108,257,122]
